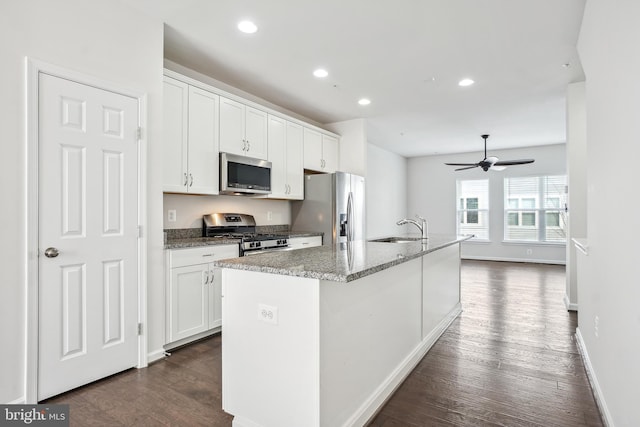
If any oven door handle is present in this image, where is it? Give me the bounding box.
[243,246,292,256]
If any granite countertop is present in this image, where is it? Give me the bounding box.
[165,237,241,250]
[214,234,472,283]
[164,230,323,250]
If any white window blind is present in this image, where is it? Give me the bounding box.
[456,179,489,240]
[504,175,567,242]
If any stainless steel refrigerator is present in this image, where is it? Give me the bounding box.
[291,172,365,245]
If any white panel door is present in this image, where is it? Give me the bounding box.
[187,86,219,195]
[38,73,139,400]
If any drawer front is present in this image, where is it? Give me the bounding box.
[289,235,322,249]
[170,244,239,268]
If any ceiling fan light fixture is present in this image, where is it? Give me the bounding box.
[458,78,475,87]
[444,134,535,172]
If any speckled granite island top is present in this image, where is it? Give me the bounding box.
[215,234,472,282]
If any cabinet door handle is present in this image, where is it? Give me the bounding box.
[189,173,194,187]
[204,271,209,284]
[242,139,247,151]
[209,269,214,285]
[247,141,250,152]
[183,172,188,186]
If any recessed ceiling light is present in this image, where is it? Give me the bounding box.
[358,98,371,106]
[458,78,475,87]
[237,20,258,34]
[313,69,328,78]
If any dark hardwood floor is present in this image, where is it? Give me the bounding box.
[46,260,602,426]
[369,260,602,427]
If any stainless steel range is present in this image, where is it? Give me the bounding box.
[203,213,289,256]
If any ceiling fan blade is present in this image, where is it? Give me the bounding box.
[445,162,478,166]
[494,159,535,166]
[455,165,479,171]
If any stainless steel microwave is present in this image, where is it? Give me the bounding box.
[220,152,272,195]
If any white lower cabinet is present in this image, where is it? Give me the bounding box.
[166,244,238,347]
[288,235,322,250]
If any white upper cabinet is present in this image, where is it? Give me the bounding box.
[219,96,268,160]
[304,128,338,173]
[285,121,304,199]
[188,86,220,194]
[162,76,219,195]
[162,77,189,193]
[268,115,303,199]
[321,134,339,173]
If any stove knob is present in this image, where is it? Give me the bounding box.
[250,242,255,248]
[256,241,261,247]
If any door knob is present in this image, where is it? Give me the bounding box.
[44,247,60,258]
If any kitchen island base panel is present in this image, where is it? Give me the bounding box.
[222,271,320,427]
[221,246,463,427]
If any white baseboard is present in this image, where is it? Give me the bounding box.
[462,255,566,265]
[147,348,167,364]
[563,294,578,311]
[575,328,614,426]
[347,303,463,427]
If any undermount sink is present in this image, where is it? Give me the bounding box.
[369,237,426,243]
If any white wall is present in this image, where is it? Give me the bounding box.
[565,82,587,310]
[0,0,164,403]
[366,144,408,239]
[577,1,640,425]
[408,144,567,263]
[163,194,291,229]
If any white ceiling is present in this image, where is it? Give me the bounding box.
[124,0,586,157]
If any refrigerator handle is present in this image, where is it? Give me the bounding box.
[347,192,354,242]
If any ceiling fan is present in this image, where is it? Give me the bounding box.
[445,134,535,172]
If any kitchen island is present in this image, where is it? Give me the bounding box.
[216,235,471,427]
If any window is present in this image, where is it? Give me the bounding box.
[456,179,489,240]
[504,175,567,242]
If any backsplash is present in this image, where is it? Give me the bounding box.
[163,193,291,229]
[165,224,290,240]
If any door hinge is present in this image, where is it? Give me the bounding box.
[136,127,142,141]
[138,323,143,335]
[138,225,143,238]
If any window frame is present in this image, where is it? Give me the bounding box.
[503,175,567,244]
[456,179,490,241]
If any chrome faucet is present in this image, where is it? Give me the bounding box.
[396,215,428,239]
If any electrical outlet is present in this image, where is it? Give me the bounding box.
[258,303,278,325]
[526,248,533,255]
[594,315,599,338]
[267,211,273,221]
[168,209,177,222]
